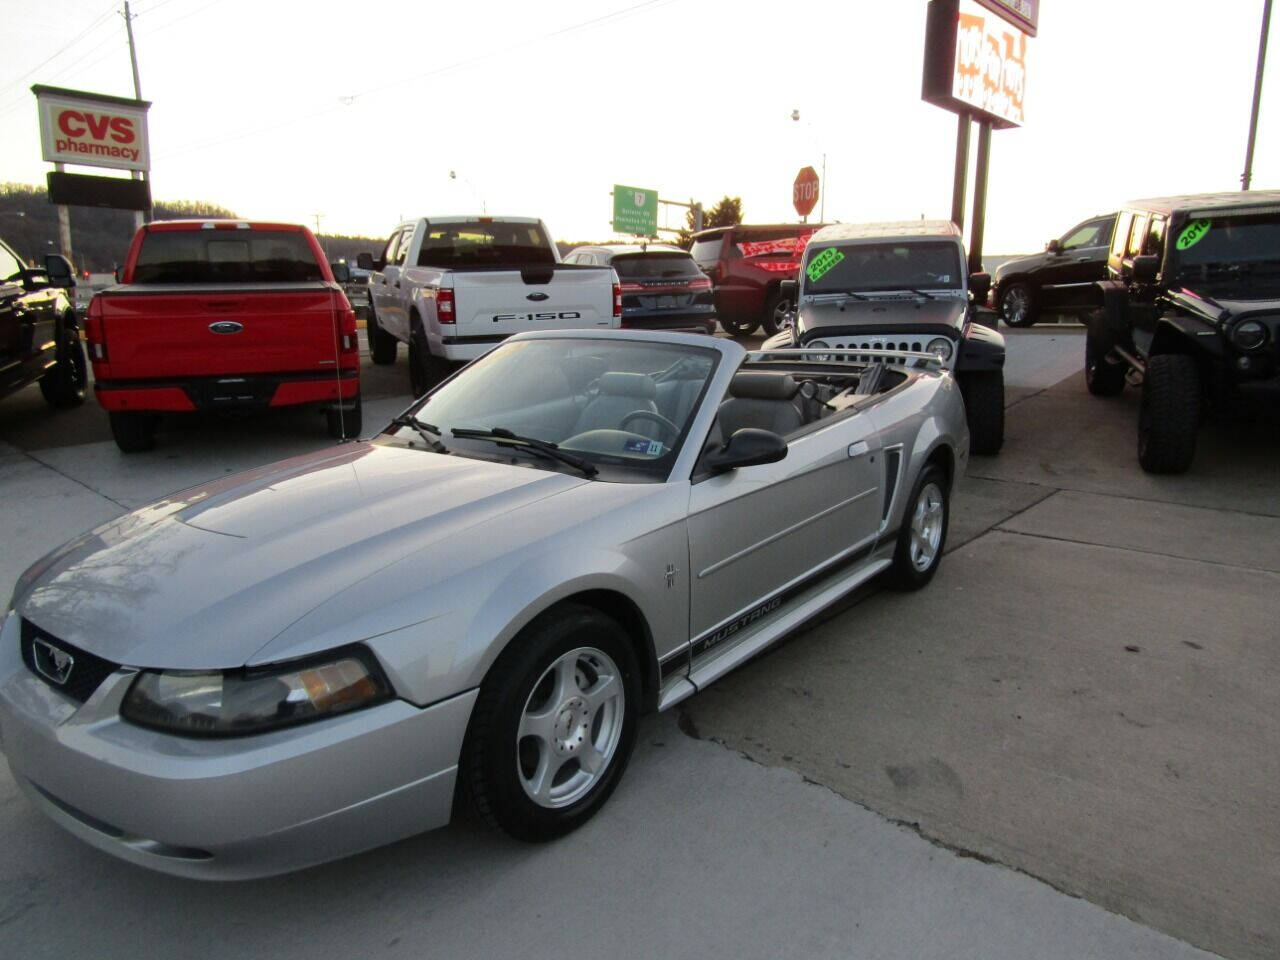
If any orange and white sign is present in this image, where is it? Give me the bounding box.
[952,0,1028,127]
[35,86,151,172]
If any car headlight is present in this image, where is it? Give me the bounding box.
[926,337,955,362]
[1231,320,1267,351]
[805,339,832,362]
[121,647,392,737]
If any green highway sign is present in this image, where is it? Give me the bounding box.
[612,184,658,236]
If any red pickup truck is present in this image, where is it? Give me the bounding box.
[86,220,361,452]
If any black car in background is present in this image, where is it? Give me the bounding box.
[992,213,1116,327]
[565,244,716,335]
[0,236,86,409]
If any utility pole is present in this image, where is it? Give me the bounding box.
[313,213,328,258]
[122,1,150,225]
[1242,0,1273,191]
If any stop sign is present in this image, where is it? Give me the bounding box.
[793,166,820,217]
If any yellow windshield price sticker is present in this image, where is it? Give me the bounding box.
[1176,219,1212,251]
[806,247,845,282]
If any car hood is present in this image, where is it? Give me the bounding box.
[993,251,1049,280]
[1168,287,1280,323]
[796,297,967,336]
[16,443,589,670]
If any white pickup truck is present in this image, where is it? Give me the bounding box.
[357,217,621,394]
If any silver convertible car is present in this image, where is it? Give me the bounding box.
[1,330,969,879]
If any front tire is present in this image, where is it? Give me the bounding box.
[888,464,950,589]
[1084,326,1126,396]
[366,305,397,365]
[460,604,640,842]
[1138,354,1199,474]
[108,411,159,453]
[999,281,1037,328]
[409,321,451,396]
[960,370,1005,455]
[39,323,87,408]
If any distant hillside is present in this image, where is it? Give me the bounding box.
[0,183,382,273]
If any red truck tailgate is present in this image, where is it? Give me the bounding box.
[98,283,346,379]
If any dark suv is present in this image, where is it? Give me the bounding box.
[992,213,1115,327]
[690,223,825,336]
[1084,191,1280,473]
[0,237,86,409]
[565,244,715,334]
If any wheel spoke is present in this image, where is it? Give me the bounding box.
[518,704,557,743]
[581,672,619,714]
[912,530,930,558]
[578,741,606,775]
[524,744,561,804]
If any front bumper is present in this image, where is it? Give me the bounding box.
[0,614,475,880]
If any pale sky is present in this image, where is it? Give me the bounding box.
[2,0,1276,255]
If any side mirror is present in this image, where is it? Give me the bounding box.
[703,428,788,474]
[1046,238,1062,255]
[1131,254,1159,283]
[44,254,75,288]
[779,278,798,301]
[968,271,991,304]
[356,252,375,271]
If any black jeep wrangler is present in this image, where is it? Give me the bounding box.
[1085,191,1280,473]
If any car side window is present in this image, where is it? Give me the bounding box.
[1110,212,1133,262]
[1062,217,1112,250]
[382,232,401,266]
[392,229,412,266]
[0,242,22,282]
[1146,217,1167,258]
[1127,215,1149,257]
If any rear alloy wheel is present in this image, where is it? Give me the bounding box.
[761,289,792,337]
[959,370,1005,455]
[461,604,640,841]
[38,323,87,408]
[889,464,949,589]
[999,282,1037,328]
[1084,326,1126,397]
[409,322,451,396]
[326,390,363,439]
[1138,353,1200,474]
[108,411,159,453]
[366,305,397,365]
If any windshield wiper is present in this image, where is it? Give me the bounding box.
[389,414,448,453]
[908,288,937,300]
[450,427,598,477]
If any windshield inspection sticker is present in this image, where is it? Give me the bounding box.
[1176,219,1212,250]
[806,248,846,282]
[623,438,664,456]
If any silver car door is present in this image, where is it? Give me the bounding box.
[686,412,882,663]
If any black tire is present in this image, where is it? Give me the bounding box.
[326,390,362,439]
[460,604,641,842]
[760,289,792,337]
[366,305,397,366]
[960,370,1005,455]
[888,463,950,589]
[38,322,87,408]
[999,281,1038,328]
[719,314,760,337]
[1084,326,1125,397]
[108,411,159,453]
[409,320,451,397]
[1138,354,1200,474]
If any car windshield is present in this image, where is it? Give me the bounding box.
[416,220,555,268]
[804,241,963,294]
[611,253,702,279]
[389,338,720,482]
[1171,213,1280,295]
[132,229,323,284]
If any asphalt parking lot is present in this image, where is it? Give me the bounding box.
[1,328,1275,960]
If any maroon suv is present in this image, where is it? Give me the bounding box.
[689,223,825,336]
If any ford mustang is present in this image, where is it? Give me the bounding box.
[1,329,969,878]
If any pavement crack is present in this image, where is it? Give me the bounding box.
[21,449,130,511]
[991,526,1280,577]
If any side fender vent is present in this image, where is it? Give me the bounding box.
[882,447,903,522]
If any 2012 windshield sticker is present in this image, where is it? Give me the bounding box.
[1176,219,1212,250]
[806,248,845,282]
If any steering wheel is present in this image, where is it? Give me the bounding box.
[619,410,680,445]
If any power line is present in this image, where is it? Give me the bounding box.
[0,1,119,97]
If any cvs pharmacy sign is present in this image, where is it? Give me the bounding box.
[35,85,151,172]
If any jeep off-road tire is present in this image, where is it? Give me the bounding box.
[960,370,1005,455]
[459,604,640,842]
[999,281,1037,328]
[1084,325,1126,397]
[409,320,451,396]
[888,464,950,590]
[366,305,397,365]
[108,412,159,453]
[39,322,87,408]
[1138,353,1200,474]
[760,289,792,338]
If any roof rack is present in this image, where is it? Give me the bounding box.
[745,347,944,370]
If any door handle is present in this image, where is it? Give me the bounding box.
[848,441,870,458]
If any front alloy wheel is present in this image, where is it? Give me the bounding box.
[889,464,950,589]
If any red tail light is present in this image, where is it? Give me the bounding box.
[437,287,456,324]
[689,276,712,291]
[612,282,622,318]
[85,296,107,362]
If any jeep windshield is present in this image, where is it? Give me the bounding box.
[385,338,719,483]
[804,241,963,295]
[1171,213,1280,297]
